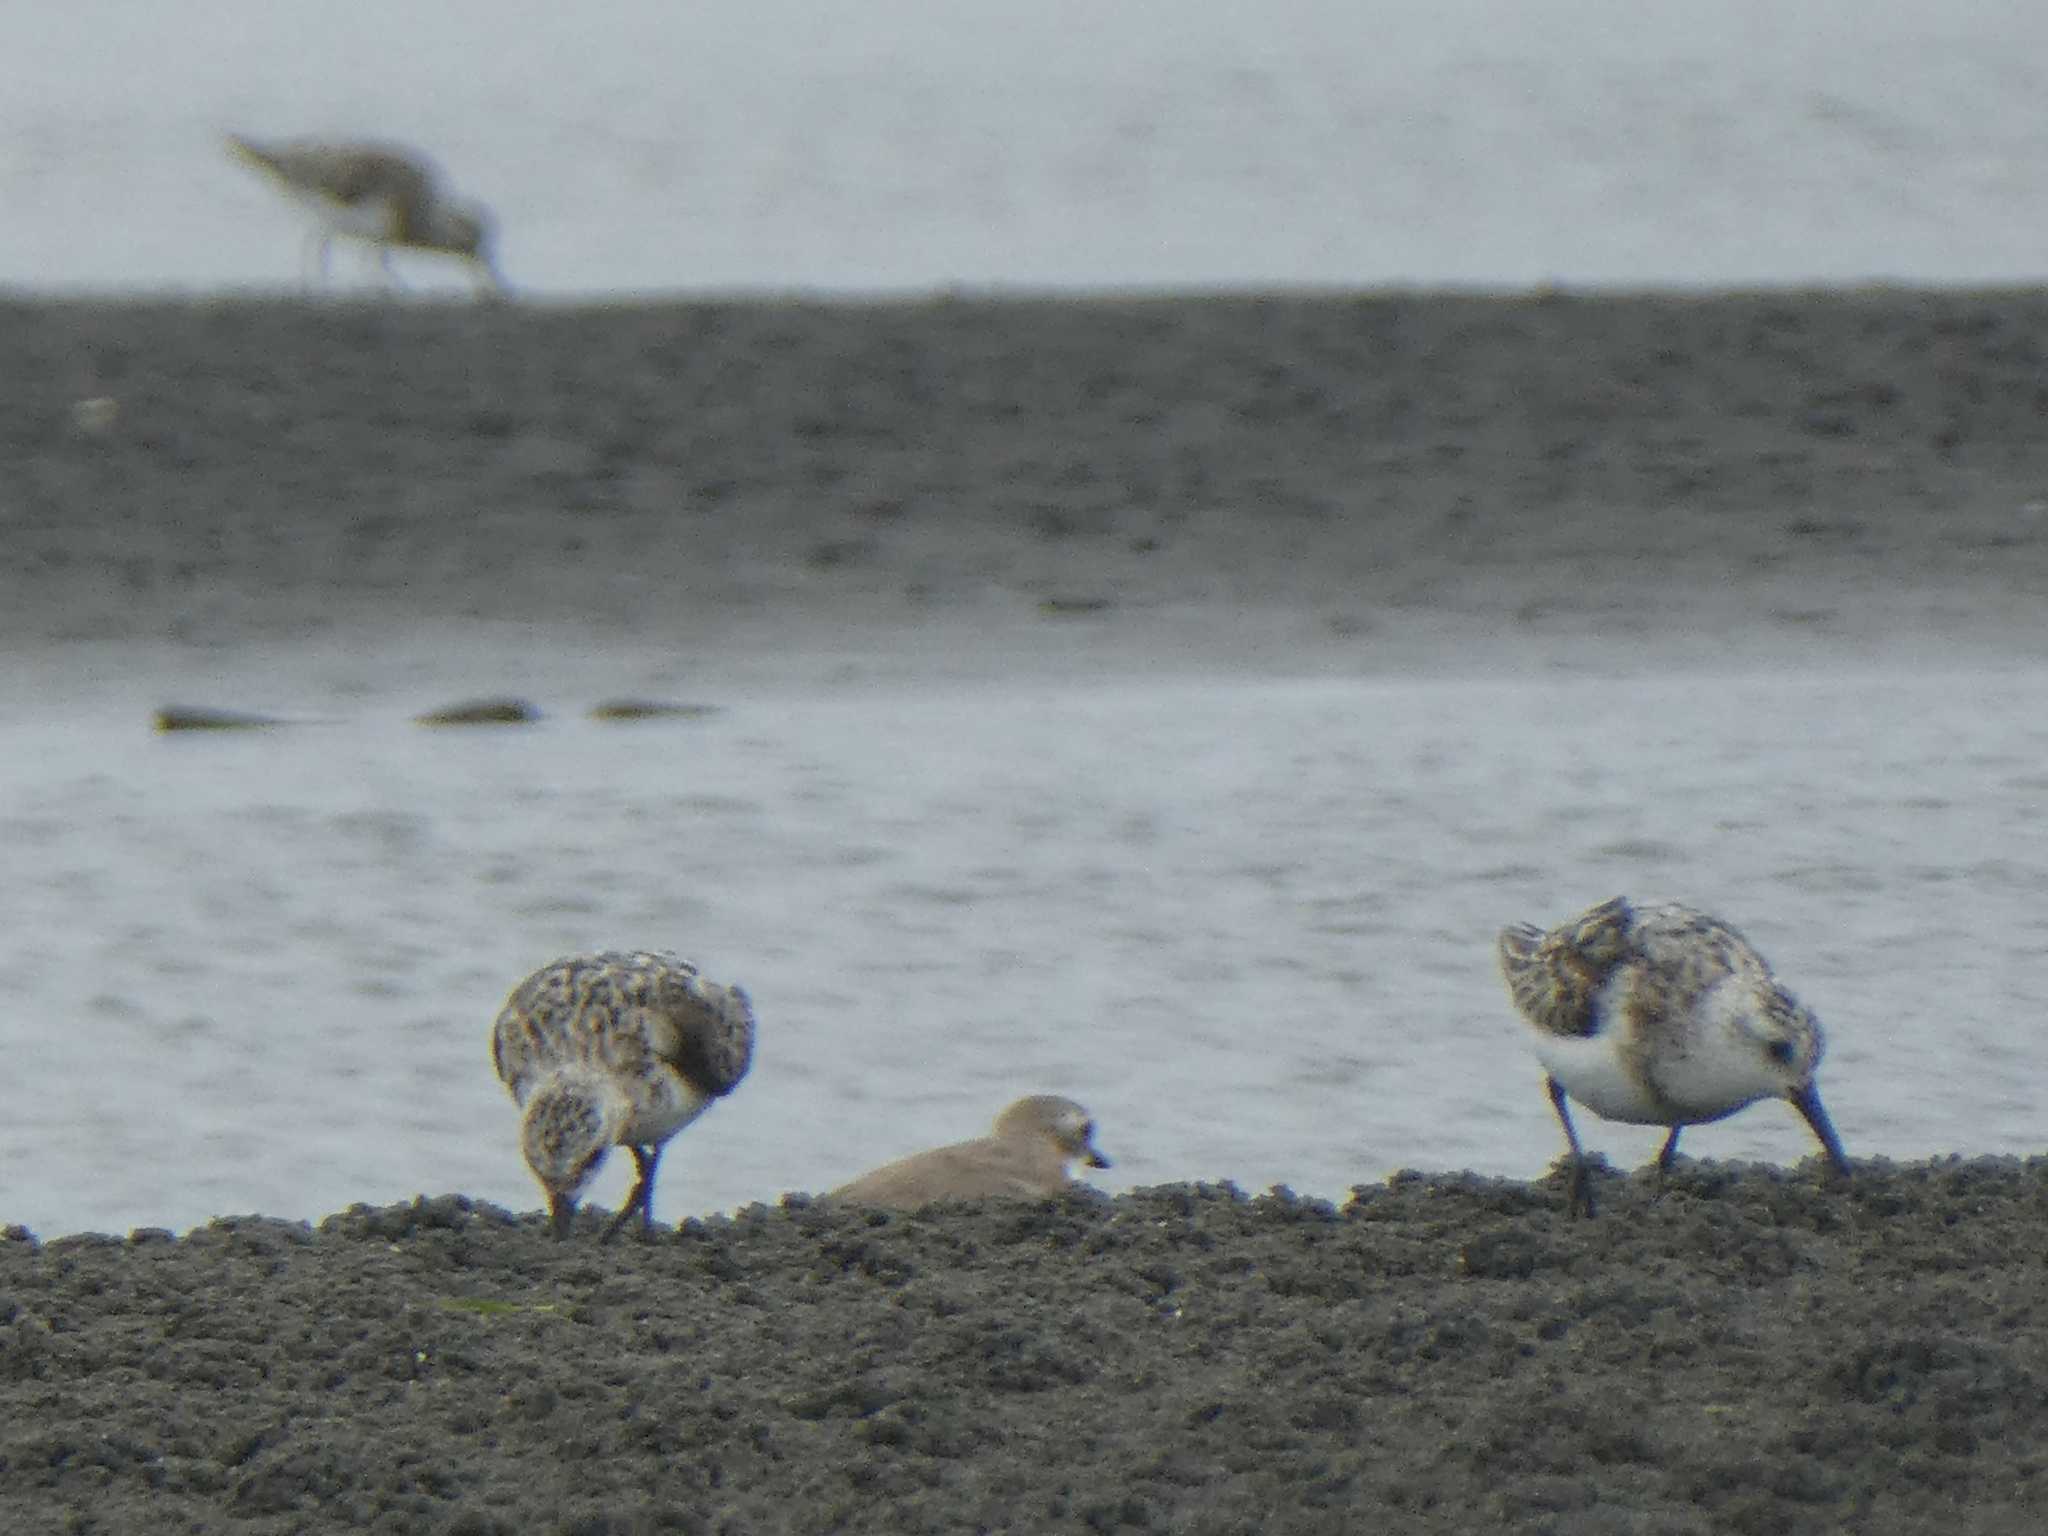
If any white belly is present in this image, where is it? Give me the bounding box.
[624,1076,713,1147]
[291,189,398,242]
[1530,1029,1668,1125]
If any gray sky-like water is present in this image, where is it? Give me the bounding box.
[4,644,2041,1237]
[2,0,2044,292]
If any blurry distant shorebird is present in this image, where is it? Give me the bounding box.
[492,951,755,1239]
[1496,896,1850,1217]
[225,133,505,294]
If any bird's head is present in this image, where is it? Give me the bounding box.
[519,1069,631,1237]
[1746,987,1825,1090]
[439,201,507,295]
[998,1094,1113,1173]
[1745,988,1849,1176]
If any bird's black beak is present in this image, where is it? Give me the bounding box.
[1790,1081,1850,1176]
[1086,1146,1112,1170]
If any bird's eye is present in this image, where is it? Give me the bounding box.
[1765,1039,1795,1065]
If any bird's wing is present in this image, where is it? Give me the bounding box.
[1497,895,1635,1038]
[636,961,755,1097]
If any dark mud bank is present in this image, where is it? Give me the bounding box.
[9,289,2048,655]
[3,1159,2044,1533]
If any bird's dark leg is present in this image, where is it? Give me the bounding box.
[1655,1125,1684,1184]
[1547,1075,1596,1218]
[547,1191,577,1240]
[471,256,509,301]
[633,1144,665,1232]
[601,1145,664,1242]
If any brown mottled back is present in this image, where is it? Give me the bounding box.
[228,137,434,230]
[1497,895,1637,1038]
[492,950,754,1104]
[1499,896,1790,1044]
[1611,903,1786,1042]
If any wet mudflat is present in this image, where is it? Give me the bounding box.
[5,290,2048,1530]
[2,1161,2042,1534]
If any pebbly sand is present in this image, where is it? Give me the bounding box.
[5,1167,2046,1534]
[4,288,2048,1531]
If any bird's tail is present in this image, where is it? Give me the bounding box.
[1497,898,1632,1038]
[224,134,287,180]
[1496,922,1545,974]
[1495,922,1552,1027]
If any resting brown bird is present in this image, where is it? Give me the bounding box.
[828,1095,1112,1208]
[226,133,505,295]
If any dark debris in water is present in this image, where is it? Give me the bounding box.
[586,698,724,722]
[1037,594,1116,616]
[153,705,290,732]
[410,697,541,727]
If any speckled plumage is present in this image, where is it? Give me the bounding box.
[226,133,504,293]
[829,1095,1112,1209]
[492,951,754,1238]
[1497,897,1848,1216]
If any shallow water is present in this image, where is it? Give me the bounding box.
[5,644,2043,1237]
[4,1,2047,291]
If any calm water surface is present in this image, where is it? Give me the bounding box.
[4,653,2042,1236]
[2,1,2045,291]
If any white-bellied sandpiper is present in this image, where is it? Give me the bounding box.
[1497,896,1849,1217]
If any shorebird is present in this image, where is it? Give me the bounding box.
[226,133,505,294]
[829,1095,1112,1208]
[492,951,755,1239]
[1496,896,1849,1217]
